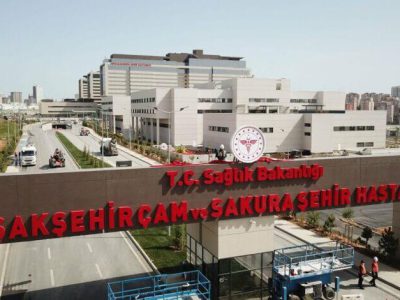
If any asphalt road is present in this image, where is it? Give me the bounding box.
[13,123,78,173]
[61,125,149,168]
[0,232,152,299]
[0,123,154,299]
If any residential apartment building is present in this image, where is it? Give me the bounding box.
[87,71,101,100]
[33,85,44,103]
[129,77,386,153]
[360,97,374,110]
[10,92,22,104]
[79,71,101,101]
[345,93,360,110]
[392,86,400,98]
[79,77,88,99]
[99,49,250,96]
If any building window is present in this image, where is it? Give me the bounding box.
[290,99,317,104]
[304,132,311,136]
[356,142,373,147]
[197,110,232,114]
[249,98,279,103]
[334,125,375,132]
[304,123,311,127]
[276,83,281,90]
[259,127,273,133]
[198,98,232,103]
[208,126,229,133]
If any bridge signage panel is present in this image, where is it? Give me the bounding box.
[0,156,399,243]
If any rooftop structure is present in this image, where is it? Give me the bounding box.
[100,49,250,96]
[126,77,385,153]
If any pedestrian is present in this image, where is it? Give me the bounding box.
[18,151,21,165]
[370,256,379,287]
[14,152,18,166]
[358,260,367,289]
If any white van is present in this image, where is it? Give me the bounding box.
[21,145,37,166]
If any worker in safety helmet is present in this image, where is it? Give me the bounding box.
[216,144,227,161]
[369,257,379,287]
[358,260,367,289]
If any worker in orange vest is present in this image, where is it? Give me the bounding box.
[358,260,367,289]
[370,257,379,287]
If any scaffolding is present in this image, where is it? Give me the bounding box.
[107,271,210,300]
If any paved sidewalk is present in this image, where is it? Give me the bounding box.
[275,219,400,291]
[84,126,159,166]
[5,125,30,173]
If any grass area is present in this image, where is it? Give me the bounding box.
[0,120,22,172]
[83,120,181,164]
[131,226,187,273]
[56,131,111,169]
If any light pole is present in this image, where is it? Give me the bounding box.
[153,106,188,237]
[153,106,189,163]
[7,117,9,142]
[122,108,132,150]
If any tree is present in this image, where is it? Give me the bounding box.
[379,227,399,257]
[172,225,186,251]
[342,208,354,220]
[361,226,373,247]
[306,211,320,229]
[323,214,336,234]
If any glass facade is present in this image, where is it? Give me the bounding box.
[186,234,273,299]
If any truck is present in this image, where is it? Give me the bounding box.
[80,128,90,136]
[21,144,37,166]
[49,148,65,168]
[100,138,118,156]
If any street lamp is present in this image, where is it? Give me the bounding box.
[122,107,133,150]
[153,105,188,237]
[153,106,189,163]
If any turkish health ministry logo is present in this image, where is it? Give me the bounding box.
[231,126,265,163]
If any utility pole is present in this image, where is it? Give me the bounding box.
[101,113,104,166]
[153,105,189,236]
[7,118,10,142]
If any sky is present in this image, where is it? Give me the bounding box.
[0,0,399,99]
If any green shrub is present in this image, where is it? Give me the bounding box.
[342,208,354,220]
[379,227,399,257]
[323,214,336,234]
[306,211,320,229]
[175,145,186,154]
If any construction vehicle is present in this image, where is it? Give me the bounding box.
[100,138,118,156]
[80,128,90,136]
[272,242,354,300]
[49,148,65,168]
[21,144,37,166]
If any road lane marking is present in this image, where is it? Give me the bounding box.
[86,242,93,253]
[95,264,103,279]
[47,247,51,260]
[119,231,150,273]
[50,269,55,287]
[0,244,10,298]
